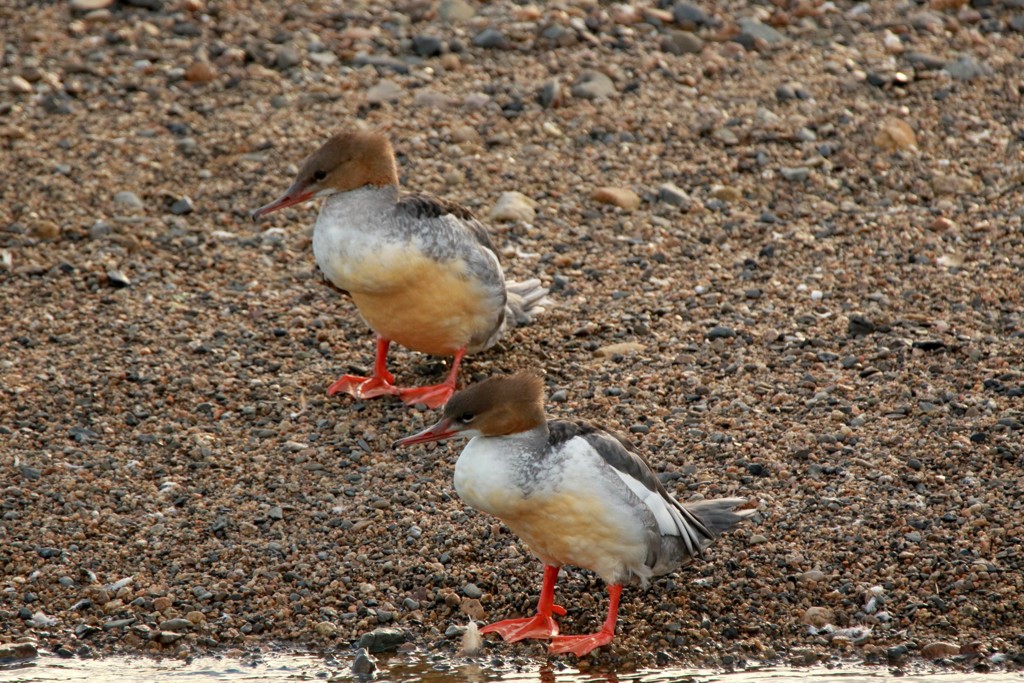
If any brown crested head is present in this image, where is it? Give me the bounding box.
[442,372,547,437]
[252,131,399,218]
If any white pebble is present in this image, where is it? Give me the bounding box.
[810,290,823,301]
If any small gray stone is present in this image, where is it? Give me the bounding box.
[412,35,444,57]
[170,196,194,215]
[1010,15,1024,32]
[352,648,376,675]
[41,94,73,115]
[571,70,615,100]
[711,127,739,145]
[905,52,946,70]
[268,506,284,521]
[735,18,786,48]
[123,0,164,8]
[103,617,136,630]
[114,191,143,210]
[37,547,62,559]
[366,79,403,104]
[472,28,507,49]
[550,389,568,403]
[19,465,41,481]
[158,618,193,632]
[88,222,112,240]
[707,326,736,339]
[847,315,875,337]
[944,56,991,81]
[658,182,692,209]
[462,583,483,599]
[660,30,704,55]
[157,631,184,644]
[275,47,302,70]
[780,166,810,182]
[357,627,408,654]
[673,2,711,28]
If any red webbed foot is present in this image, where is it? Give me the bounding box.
[548,630,615,657]
[481,611,561,642]
[397,382,456,409]
[326,374,399,399]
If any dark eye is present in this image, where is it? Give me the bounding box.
[313,169,327,181]
[458,412,475,424]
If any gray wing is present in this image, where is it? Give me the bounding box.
[395,194,499,257]
[393,194,507,350]
[547,421,714,558]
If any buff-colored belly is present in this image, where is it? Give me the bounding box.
[347,256,498,357]
[465,486,646,579]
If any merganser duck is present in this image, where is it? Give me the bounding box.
[395,373,755,657]
[251,131,548,408]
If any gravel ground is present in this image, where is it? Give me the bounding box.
[2,0,1023,674]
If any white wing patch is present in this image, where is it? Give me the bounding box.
[609,465,704,556]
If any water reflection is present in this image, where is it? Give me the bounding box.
[2,647,1021,683]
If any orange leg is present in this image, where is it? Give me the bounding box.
[326,336,400,399]
[548,584,622,657]
[482,565,566,642]
[397,347,466,409]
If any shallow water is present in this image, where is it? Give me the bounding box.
[3,650,1023,683]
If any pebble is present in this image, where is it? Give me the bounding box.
[707,326,736,339]
[874,118,916,151]
[798,569,826,584]
[366,80,403,104]
[944,56,991,81]
[672,3,711,29]
[921,641,960,659]
[801,606,834,627]
[571,70,616,100]
[439,0,475,22]
[170,196,194,215]
[658,182,692,209]
[660,30,704,55]
[9,76,32,94]
[0,642,38,661]
[70,0,113,10]
[158,618,192,632]
[780,167,810,182]
[412,35,444,58]
[489,192,536,223]
[591,187,640,210]
[29,221,60,241]
[711,127,739,146]
[314,620,337,636]
[356,627,408,654]
[184,61,216,83]
[274,47,302,70]
[594,342,645,358]
[106,270,131,288]
[538,79,562,108]
[268,506,283,521]
[472,28,507,50]
[462,583,483,599]
[734,18,787,48]
[352,648,376,675]
[113,191,144,210]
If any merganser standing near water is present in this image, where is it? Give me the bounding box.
[252,132,548,408]
[395,373,755,656]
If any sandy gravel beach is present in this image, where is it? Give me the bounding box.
[1,0,1023,673]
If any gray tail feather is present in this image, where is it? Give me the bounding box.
[504,278,550,327]
[682,497,755,546]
